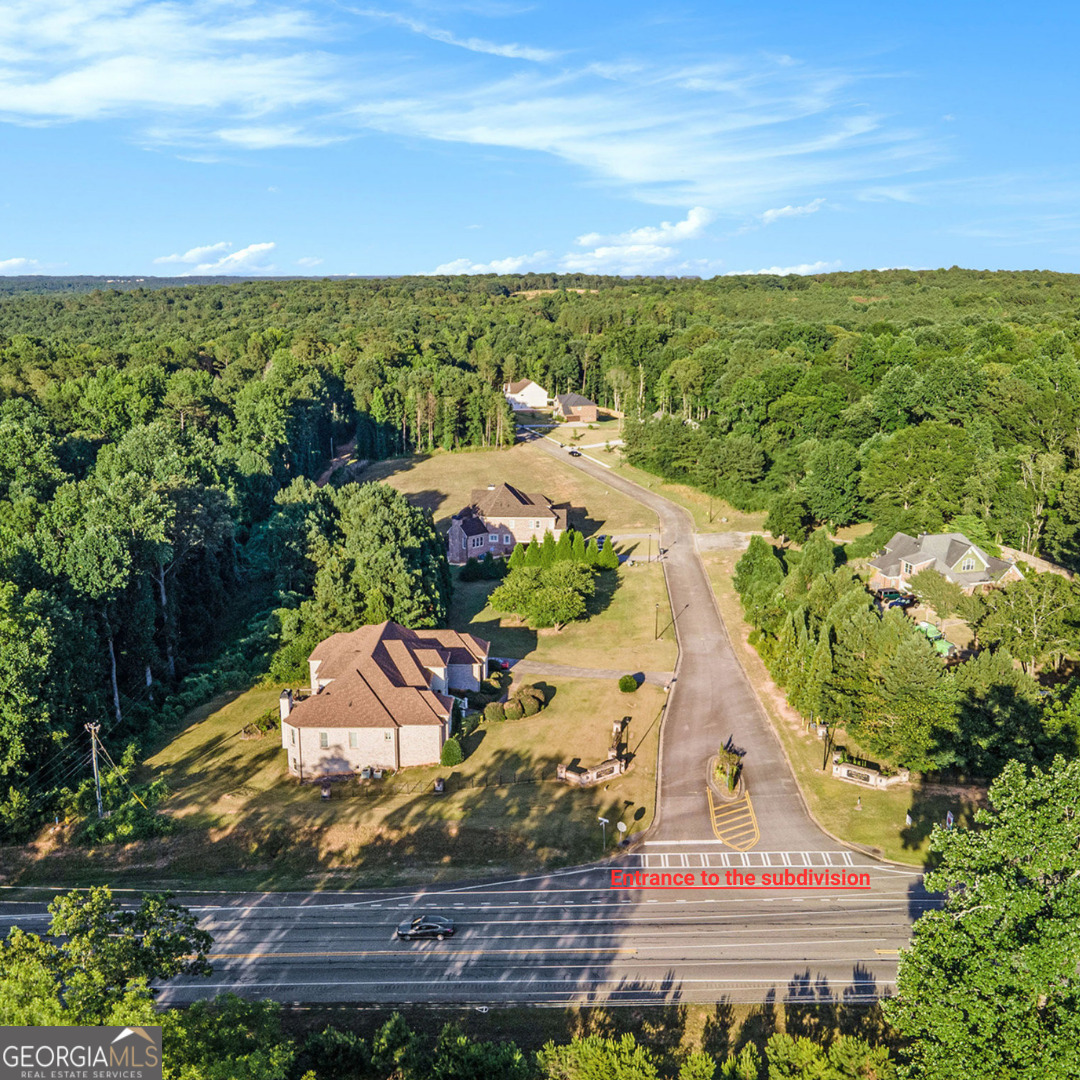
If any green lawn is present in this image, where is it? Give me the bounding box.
[448,562,678,672]
[360,442,655,535]
[5,678,667,891]
[701,552,985,866]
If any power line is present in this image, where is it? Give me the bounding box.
[95,738,149,811]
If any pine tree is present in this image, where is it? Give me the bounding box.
[598,536,619,570]
[554,530,574,563]
[584,538,600,566]
[524,537,542,567]
[572,531,586,563]
[802,632,834,723]
[540,530,557,568]
[508,543,526,570]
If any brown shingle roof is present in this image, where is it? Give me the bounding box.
[506,379,544,394]
[465,483,558,521]
[294,621,489,729]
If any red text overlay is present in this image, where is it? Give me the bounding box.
[610,868,871,890]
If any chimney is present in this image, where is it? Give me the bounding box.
[279,689,293,721]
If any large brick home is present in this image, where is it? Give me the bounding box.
[504,379,549,411]
[447,483,568,565]
[279,621,489,778]
[553,393,598,423]
[867,531,1023,595]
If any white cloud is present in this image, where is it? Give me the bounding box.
[348,8,558,62]
[433,251,549,274]
[214,125,345,150]
[575,207,713,247]
[152,241,276,275]
[154,241,231,265]
[0,256,41,273]
[297,256,323,267]
[760,197,824,225]
[726,260,840,276]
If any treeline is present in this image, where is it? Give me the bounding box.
[734,532,1080,774]
[0,336,451,840]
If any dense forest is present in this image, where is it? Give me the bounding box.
[2,268,1080,837]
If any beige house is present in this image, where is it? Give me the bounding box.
[279,621,489,779]
[504,379,549,411]
[447,482,568,565]
[868,532,1023,595]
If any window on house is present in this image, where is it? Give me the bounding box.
[319,732,328,749]
[504,534,512,544]
[532,519,540,529]
[471,536,483,548]
[384,731,393,741]
[290,727,295,746]
[902,562,913,575]
[489,534,499,542]
[348,732,358,749]
[961,557,976,571]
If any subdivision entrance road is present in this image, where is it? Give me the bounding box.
[527,435,845,850]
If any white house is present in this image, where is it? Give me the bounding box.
[504,379,549,411]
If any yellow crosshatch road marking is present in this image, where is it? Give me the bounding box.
[707,788,760,850]
[874,949,901,956]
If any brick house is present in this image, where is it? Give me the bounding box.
[553,393,598,423]
[504,379,549,411]
[867,531,1024,595]
[447,483,568,565]
[279,621,489,778]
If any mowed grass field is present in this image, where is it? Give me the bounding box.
[700,551,984,866]
[360,441,655,535]
[4,678,668,891]
[449,561,678,672]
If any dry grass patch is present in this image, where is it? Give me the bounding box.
[6,678,667,890]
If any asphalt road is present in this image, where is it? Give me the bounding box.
[0,853,930,1006]
[0,437,930,1006]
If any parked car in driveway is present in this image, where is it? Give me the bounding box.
[397,914,455,941]
[887,596,916,609]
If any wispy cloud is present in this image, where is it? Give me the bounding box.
[726,260,840,276]
[297,255,324,267]
[348,8,558,62]
[153,241,276,275]
[760,197,824,225]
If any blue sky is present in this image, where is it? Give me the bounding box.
[1,0,1078,277]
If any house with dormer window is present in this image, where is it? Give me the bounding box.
[278,621,489,779]
[447,483,568,565]
[867,531,1023,595]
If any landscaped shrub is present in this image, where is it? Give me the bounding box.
[619,674,639,693]
[460,557,482,582]
[503,699,525,721]
[460,713,481,736]
[440,737,463,767]
[484,701,506,723]
[519,695,542,717]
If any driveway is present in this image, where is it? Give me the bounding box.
[528,436,841,851]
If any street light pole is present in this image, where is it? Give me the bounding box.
[598,816,609,854]
[655,603,659,640]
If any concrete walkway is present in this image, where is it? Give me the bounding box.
[502,659,674,687]
[527,434,840,850]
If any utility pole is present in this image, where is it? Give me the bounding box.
[85,723,104,819]
[655,603,660,641]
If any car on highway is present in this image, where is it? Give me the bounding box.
[396,914,455,941]
[568,449,581,457]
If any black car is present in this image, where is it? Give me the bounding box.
[397,914,455,941]
[568,449,582,457]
